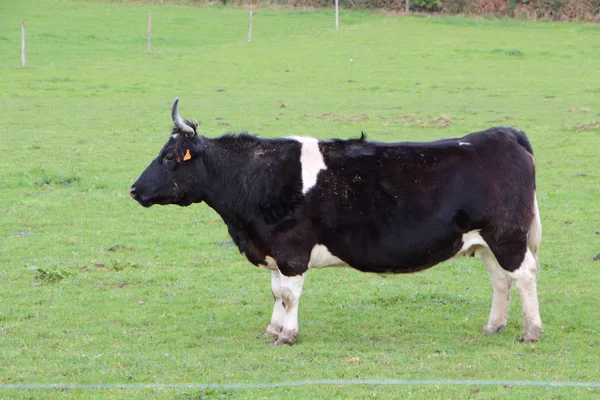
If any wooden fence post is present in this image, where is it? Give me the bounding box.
[248,5,253,42]
[147,10,152,53]
[335,0,339,31]
[21,19,26,68]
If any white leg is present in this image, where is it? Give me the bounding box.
[264,270,285,338]
[272,272,306,345]
[508,249,543,342]
[481,249,512,334]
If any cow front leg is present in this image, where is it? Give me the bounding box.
[264,270,284,338]
[271,272,306,346]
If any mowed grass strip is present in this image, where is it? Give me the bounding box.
[0,1,599,398]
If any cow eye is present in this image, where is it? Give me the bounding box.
[163,154,175,162]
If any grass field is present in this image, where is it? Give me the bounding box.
[1,1,599,398]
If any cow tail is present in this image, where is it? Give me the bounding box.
[508,128,541,272]
[528,194,542,257]
[528,193,542,276]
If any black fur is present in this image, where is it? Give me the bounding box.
[132,127,536,276]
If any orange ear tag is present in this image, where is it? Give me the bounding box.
[183,149,192,161]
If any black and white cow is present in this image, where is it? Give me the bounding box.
[130,98,543,345]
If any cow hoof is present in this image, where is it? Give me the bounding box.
[482,323,507,334]
[271,337,295,346]
[261,324,283,339]
[518,325,543,343]
[270,329,298,346]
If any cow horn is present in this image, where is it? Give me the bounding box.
[171,97,195,136]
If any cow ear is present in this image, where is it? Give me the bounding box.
[183,129,196,139]
[190,136,207,156]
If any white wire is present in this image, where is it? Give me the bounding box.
[2,380,600,390]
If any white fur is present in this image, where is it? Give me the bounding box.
[481,248,512,332]
[260,245,345,271]
[291,136,327,194]
[507,249,542,340]
[262,244,343,341]
[279,273,306,335]
[259,256,278,271]
[455,230,487,257]
[458,229,542,340]
[261,227,542,342]
[529,192,542,259]
[308,244,345,268]
[269,270,286,329]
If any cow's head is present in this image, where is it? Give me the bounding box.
[130,98,208,207]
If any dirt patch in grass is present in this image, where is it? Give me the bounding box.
[425,116,453,128]
[106,245,135,252]
[567,106,591,113]
[300,113,370,122]
[573,120,600,131]
[395,115,453,128]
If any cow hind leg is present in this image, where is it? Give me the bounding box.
[510,249,543,342]
[514,194,543,342]
[480,244,542,342]
[481,249,512,334]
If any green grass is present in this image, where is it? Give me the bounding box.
[1,1,599,398]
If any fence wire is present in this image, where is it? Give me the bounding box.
[2,379,600,390]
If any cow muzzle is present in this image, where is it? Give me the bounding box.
[130,186,152,207]
[129,186,138,200]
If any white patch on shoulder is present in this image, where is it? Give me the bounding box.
[458,142,471,146]
[455,230,489,258]
[291,136,327,194]
[308,244,346,268]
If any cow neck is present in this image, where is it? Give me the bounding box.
[200,138,254,223]
[200,135,299,264]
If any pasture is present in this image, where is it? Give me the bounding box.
[1,0,599,398]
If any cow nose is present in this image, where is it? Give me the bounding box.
[130,186,138,200]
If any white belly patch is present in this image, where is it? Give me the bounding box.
[258,245,346,271]
[455,230,489,258]
[308,244,345,268]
